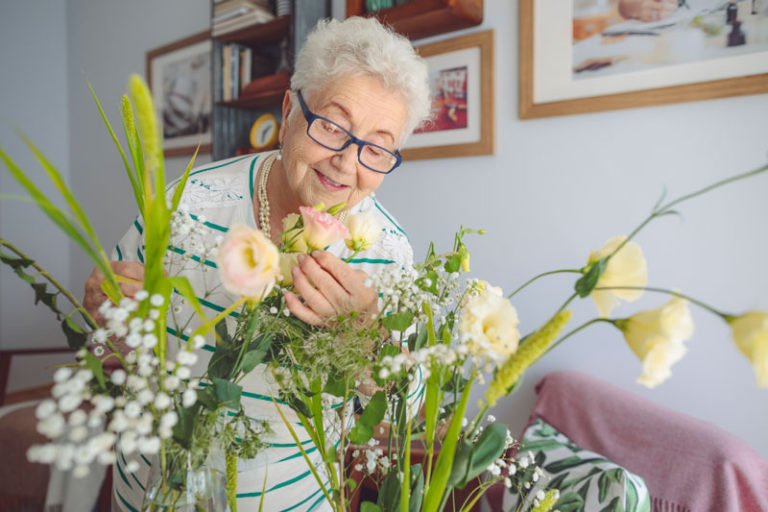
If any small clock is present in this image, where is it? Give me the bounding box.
[250,113,279,150]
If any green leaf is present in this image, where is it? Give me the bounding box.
[381,311,414,332]
[61,317,87,349]
[555,492,585,512]
[546,456,608,474]
[520,439,568,453]
[348,390,386,445]
[599,496,623,512]
[408,326,428,352]
[415,270,438,294]
[361,501,382,512]
[447,440,473,488]
[280,391,313,418]
[443,254,461,273]
[377,470,401,512]
[462,423,507,484]
[212,378,242,410]
[32,282,58,311]
[323,444,337,465]
[173,404,200,447]
[13,265,35,284]
[598,468,623,503]
[323,372,352,397]
[0,253,34,270]
[626,477,640,511]
[574,258,608,297]
[81,350,106,389]
[408,464,424,512]
[196,387,218,411]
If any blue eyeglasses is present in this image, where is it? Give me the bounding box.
[296,90,402,174]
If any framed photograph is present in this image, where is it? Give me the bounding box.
[402,29,495,160]
[146,30,212,156]
[520,0,768,119]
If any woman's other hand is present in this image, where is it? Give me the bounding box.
[83,261,145,326]
[285,250,378,327]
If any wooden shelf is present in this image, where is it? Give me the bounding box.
[213,15,290,45]
[346,0,482,40]
[216,70,290,109]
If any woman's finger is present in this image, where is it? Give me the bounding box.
[291,265,337,318]
[297,253,349,305]
[285,291,324,326]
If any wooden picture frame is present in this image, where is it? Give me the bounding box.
[146,30,212,156]
[402,29,495,160]
[519,1,768,119]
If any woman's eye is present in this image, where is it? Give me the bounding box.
[320,120,341,134]
[365,145,384,157]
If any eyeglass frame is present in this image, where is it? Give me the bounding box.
[295,90,403,174]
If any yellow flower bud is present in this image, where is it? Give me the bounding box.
[278,252,299,286]
[727,311,768,388]
[128,74,159,171]
[281,213,308,253]
[485,310,572,406]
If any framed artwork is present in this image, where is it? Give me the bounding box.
[146,30,212,156]
[520,0,768,119]
[401,29,495,160]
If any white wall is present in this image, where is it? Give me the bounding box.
[372,2,768,457]
[0,1,73,390]
[2,1,766,458]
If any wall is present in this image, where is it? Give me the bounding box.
[0,1,73,390]
[370,2,768,457]
[1,1,766,457]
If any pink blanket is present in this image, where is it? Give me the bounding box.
[486,370,768,512]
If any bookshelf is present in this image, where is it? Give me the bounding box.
[211,1,329,160]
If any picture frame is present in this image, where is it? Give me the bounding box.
[519,0,768,119]
[146,30,212,156]
[401,29,495,160]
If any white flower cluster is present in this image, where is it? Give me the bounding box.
[167,206,222,272]
[351,438,391,475]
[28,292,204,477]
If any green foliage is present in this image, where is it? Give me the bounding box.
[574,258,608,297]
[347,390,386,445]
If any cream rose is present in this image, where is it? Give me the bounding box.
[217,224,280,300]
[299,206,349,251]
[344,212,381,252]
[589,235,648,317]
[617,295,694,388]
[459,281,520,362]
[727,311,768,388]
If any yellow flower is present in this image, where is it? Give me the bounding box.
[727,311,768,387]
[532,489,560,512]
[281,213,308,253]
[484,310,572,406]
[588,235,647,317]
[459,282,520,363]
[128,74,159,171]
[616,296,694,389]
[216,224,280,301]
[344,212,381,252]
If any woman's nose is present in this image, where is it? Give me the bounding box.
[331,143,359,174]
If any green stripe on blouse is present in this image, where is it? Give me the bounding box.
[189,213,229,233]
[279,481,330,512]
[372,196,407,238]
[133,219,143,235]
[248,154,261,202]
[167,245,218,268]
[346,257,395,264]
[189,154,253,177]
[115,244,123,261]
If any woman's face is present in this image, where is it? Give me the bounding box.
[276,74,408,212]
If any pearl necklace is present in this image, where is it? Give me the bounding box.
[257,152,347,237]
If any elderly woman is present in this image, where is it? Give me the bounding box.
[83,16,431,512]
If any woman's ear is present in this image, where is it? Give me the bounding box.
[279,90,292,144]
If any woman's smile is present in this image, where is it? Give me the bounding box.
[314,169,348,191]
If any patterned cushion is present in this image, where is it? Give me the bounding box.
[504,419,651,512]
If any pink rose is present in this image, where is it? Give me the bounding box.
[217,224,280,300]
[299,206,349,252]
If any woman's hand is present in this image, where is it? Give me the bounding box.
[83,261,145,326]
[285,250,379,327]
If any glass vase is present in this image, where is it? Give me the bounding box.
[141,452,230,512]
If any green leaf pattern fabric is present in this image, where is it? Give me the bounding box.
[506,419,651,512]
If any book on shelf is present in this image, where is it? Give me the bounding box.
[214,0,271,17]
[212,6,275,36]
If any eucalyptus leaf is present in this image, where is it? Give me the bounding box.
[377,470,401,512]
[361,501,382,512]
[408,464,424,512]
[462,423,507,484]
[381,311,414,332]
[212,378,242,410]
[447,440,473,488]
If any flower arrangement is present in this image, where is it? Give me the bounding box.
[1,73,767,512]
